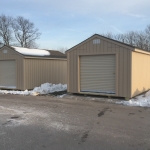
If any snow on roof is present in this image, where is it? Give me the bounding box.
[12,46,50,56]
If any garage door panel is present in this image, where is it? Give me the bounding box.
[80,55,116,94]
[0,60,16,88]
[81,75,115,78]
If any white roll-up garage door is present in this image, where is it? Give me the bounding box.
[80,55,116,94]
[0,60,16,89]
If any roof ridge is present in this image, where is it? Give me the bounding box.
[66,34,149,53]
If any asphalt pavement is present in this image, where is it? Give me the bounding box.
[0,94,150,150]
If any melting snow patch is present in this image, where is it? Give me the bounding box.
[0,83,67,96]
[50,121,70,131]
[0,89,30,96]
[57,94,66,98]
[116,91,150,107]
[4,119,21,127]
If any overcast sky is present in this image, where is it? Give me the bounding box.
[0,0,150,49]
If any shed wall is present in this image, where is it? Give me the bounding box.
[131,51,150,97]
[0,46,24,90]
[24,58,67,90]
[67,36,132,98]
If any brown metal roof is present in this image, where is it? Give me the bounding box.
[45,50,67,58]
[24,50,67,58]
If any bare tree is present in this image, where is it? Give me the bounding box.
[12,16,41,48]
[133,32,146,49]
[57,47,68,53]
[124,31,136,46]
[0,41,3,47]
[0,14,13,46]
[145,25,150,50]
[115,34,126,43]
[102,32,114,39]
[103,25,150,51]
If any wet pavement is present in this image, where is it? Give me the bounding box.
[0,94,150,150]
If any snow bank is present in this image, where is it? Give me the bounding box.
[33,83,67,94]
[0,83,67,96]
[12,46,50,56]
[117,90,150,107]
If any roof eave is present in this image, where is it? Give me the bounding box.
[24,56,67,60]
[0,45,25,58]
[134,48,150,55]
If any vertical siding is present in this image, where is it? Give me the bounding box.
[67,36,132,97]
[0,46,24,90]
[24,58,67,90]
[131,51,150,97]
[17,57,24,89]
[67,53,70,92]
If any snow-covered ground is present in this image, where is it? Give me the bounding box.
[0,83,150,107]
[117,90,150,107]
[0,83,67,96]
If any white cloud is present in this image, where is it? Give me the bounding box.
[27,0,150,15]
[2,0,150,20]
[11,0,150,16]
[127,13,145,18]
[110,26,123,34]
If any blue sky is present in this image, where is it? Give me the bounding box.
[0,0,150,50]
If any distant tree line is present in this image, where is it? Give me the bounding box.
[0,14,41,48]
[103,25,150,51]
[56,47,68,53]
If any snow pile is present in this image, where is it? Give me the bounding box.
[12,46,50,56]
[33,83,67,94]
[0,83,67,96]
[117,90,150,107]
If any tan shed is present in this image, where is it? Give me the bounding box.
[66,34,150,98]
[0,46,67,90]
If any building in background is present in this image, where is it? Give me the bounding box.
[0,46,67,90]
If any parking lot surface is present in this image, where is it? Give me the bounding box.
[0,94,150,150]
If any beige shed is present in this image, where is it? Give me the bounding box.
[66,34,150,98]
[0,46,67,90]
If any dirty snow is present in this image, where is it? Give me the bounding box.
[0,83,67,96]
[33,83,67,94]
[0,105,48,127]
[0,104,77,131]
[0,89,31,96]
[12,46,50,56]
[57,94,66,98]
[117,90,150,107]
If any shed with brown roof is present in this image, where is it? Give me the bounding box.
[66,34,150,99]
[0,46,67,90]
